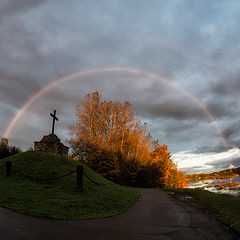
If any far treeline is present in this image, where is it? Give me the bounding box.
[187,168,240,183]
[0,143,21,159]
[69,92,186,188]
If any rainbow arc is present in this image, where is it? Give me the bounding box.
[3,67,230,151]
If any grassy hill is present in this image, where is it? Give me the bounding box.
[0,151,140,219]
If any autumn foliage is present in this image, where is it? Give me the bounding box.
[69,92,186,188]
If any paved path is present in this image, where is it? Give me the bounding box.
[0,189,239,240]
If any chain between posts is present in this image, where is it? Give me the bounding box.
[0,161,99,187]
[83,172,99,185]
[16,169,76,182]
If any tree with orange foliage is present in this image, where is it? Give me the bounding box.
[150,145,173,187]
[69,92,152,181]
[69,92,186,187]
[168,168,186,188]
[70,92,151,163]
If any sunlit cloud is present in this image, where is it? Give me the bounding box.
[174,148,240,174]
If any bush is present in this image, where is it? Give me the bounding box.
[85,148,120,182]
[0,143,21,160]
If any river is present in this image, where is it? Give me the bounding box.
[186,176,240,196]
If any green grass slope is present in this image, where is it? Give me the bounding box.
[0,151,140,219]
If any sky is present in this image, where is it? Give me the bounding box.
[1,0,240,174]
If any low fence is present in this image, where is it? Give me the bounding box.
[0,161,99,189]
[0,161,11,176]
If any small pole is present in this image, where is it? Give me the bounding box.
[6,161,11,176]
[50,109,58,135]
[52,110,56,134]
[76,165,83,189]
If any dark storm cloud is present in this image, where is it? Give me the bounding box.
[223,125,240,140]
[192,145,229,154]
[206,157,240,172]
[206,101,236,118]
[188,121,240,154]
[212,71,240,96]
[0,69,43,106]
[0,0,49,20]
[138,100,206,120]
[1,0,240,173]
[38,72,210,122]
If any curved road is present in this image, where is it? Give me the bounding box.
[0,189,238,240]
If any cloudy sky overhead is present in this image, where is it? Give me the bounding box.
[1,0,240,174]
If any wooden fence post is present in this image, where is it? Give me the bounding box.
[76,165,83,189]
[6,161,11,176]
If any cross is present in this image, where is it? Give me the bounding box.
[50,110,58,134]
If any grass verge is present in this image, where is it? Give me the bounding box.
[164,188,240,234]
[0,151,140,219]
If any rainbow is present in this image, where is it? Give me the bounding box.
[3,66,230,150]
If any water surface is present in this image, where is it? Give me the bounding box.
[186,176,240,196]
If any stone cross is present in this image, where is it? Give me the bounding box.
[50,110,58,134]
